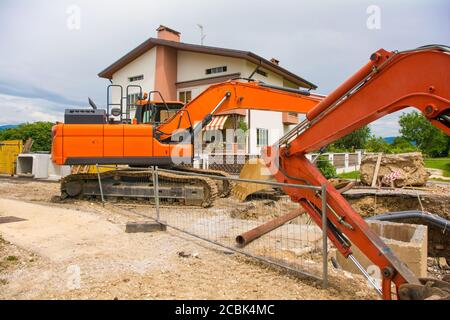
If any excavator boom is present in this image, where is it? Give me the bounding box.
[155,81,322,142]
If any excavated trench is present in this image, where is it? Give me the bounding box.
[345,191,449,220]
[344,188,450,259]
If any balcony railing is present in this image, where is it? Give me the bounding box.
[202,142,247,154]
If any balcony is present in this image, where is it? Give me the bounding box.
[282,112,299,125]
[202,142,247,155]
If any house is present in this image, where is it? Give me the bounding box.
[98,25,318,156]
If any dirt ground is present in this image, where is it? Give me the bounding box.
[0,178,378,300]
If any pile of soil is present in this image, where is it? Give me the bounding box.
[360,152,429,187]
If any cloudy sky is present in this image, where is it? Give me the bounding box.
[0,0,448,136]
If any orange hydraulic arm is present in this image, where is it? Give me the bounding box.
[262,45,450,299]
[156,81,322,141]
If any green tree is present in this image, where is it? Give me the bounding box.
[399,111,448,157]
[238,120,248,133]
[327,126,371,152]
[365,135,392,153]
[389,137,418,154]
[0,122,54,152]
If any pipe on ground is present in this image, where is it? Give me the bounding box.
[366,210,449,231]
[236,208,303,247]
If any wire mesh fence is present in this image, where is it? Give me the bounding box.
[95,165,329,287]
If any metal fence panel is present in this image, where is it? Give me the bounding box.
[94,165,329,287]
[152,167,328,286]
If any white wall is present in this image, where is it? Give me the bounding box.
[243,61,293,155]
[177,51,246,82]
[177,84,209,102]
[110,47,157,116]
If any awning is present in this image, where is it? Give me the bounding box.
[203,115,229,131]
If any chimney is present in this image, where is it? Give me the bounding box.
[156,25,181,42]
[270,58,279,65]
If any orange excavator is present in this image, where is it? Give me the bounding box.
[52,45,450,299]
[53,81,323,206]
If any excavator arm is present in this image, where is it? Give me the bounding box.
[261,45,450,299]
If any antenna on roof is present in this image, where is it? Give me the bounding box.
[197,24,206,45]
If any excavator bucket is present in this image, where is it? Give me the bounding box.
[232,158,274,201]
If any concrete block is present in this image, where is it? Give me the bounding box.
[334,220,427,277]
[17,153,50,179]
[47,161,71,180]
[16,153,70,180]
[125,221,167,233]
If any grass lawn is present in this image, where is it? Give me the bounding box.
[336,158,450,180]
[337,171,359,179]
[424,158,450,177]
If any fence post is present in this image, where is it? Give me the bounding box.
[95,164,105,204]
[344,153,349,172]
[328,153,334,166]
[152,166,160,222]
[321,183,328,289]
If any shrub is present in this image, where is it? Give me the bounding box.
[315,156,337,179]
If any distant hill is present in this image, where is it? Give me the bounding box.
[383,136,396,144]
[383,136,417,146]
[0,125,18,131]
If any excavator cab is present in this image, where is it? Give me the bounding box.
[134,101,184,125]
[106,84,184,125]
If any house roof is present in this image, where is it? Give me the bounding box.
[98,38,317,90]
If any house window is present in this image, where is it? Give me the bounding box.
[179,90,192,104]
[256,128,269,147]
[128,75,144,82]
[205,66,227,75]
[288,112,298,117]
[256,69,268,77]
[127,93,140,110]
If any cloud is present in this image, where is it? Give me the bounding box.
[0,94,63,125]
[0,80,85,106]
[369,108,415,137]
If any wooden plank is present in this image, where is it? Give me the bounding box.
[371,153,383,187]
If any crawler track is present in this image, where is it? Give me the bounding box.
[60,167,232,207]
[172,165,233,197]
